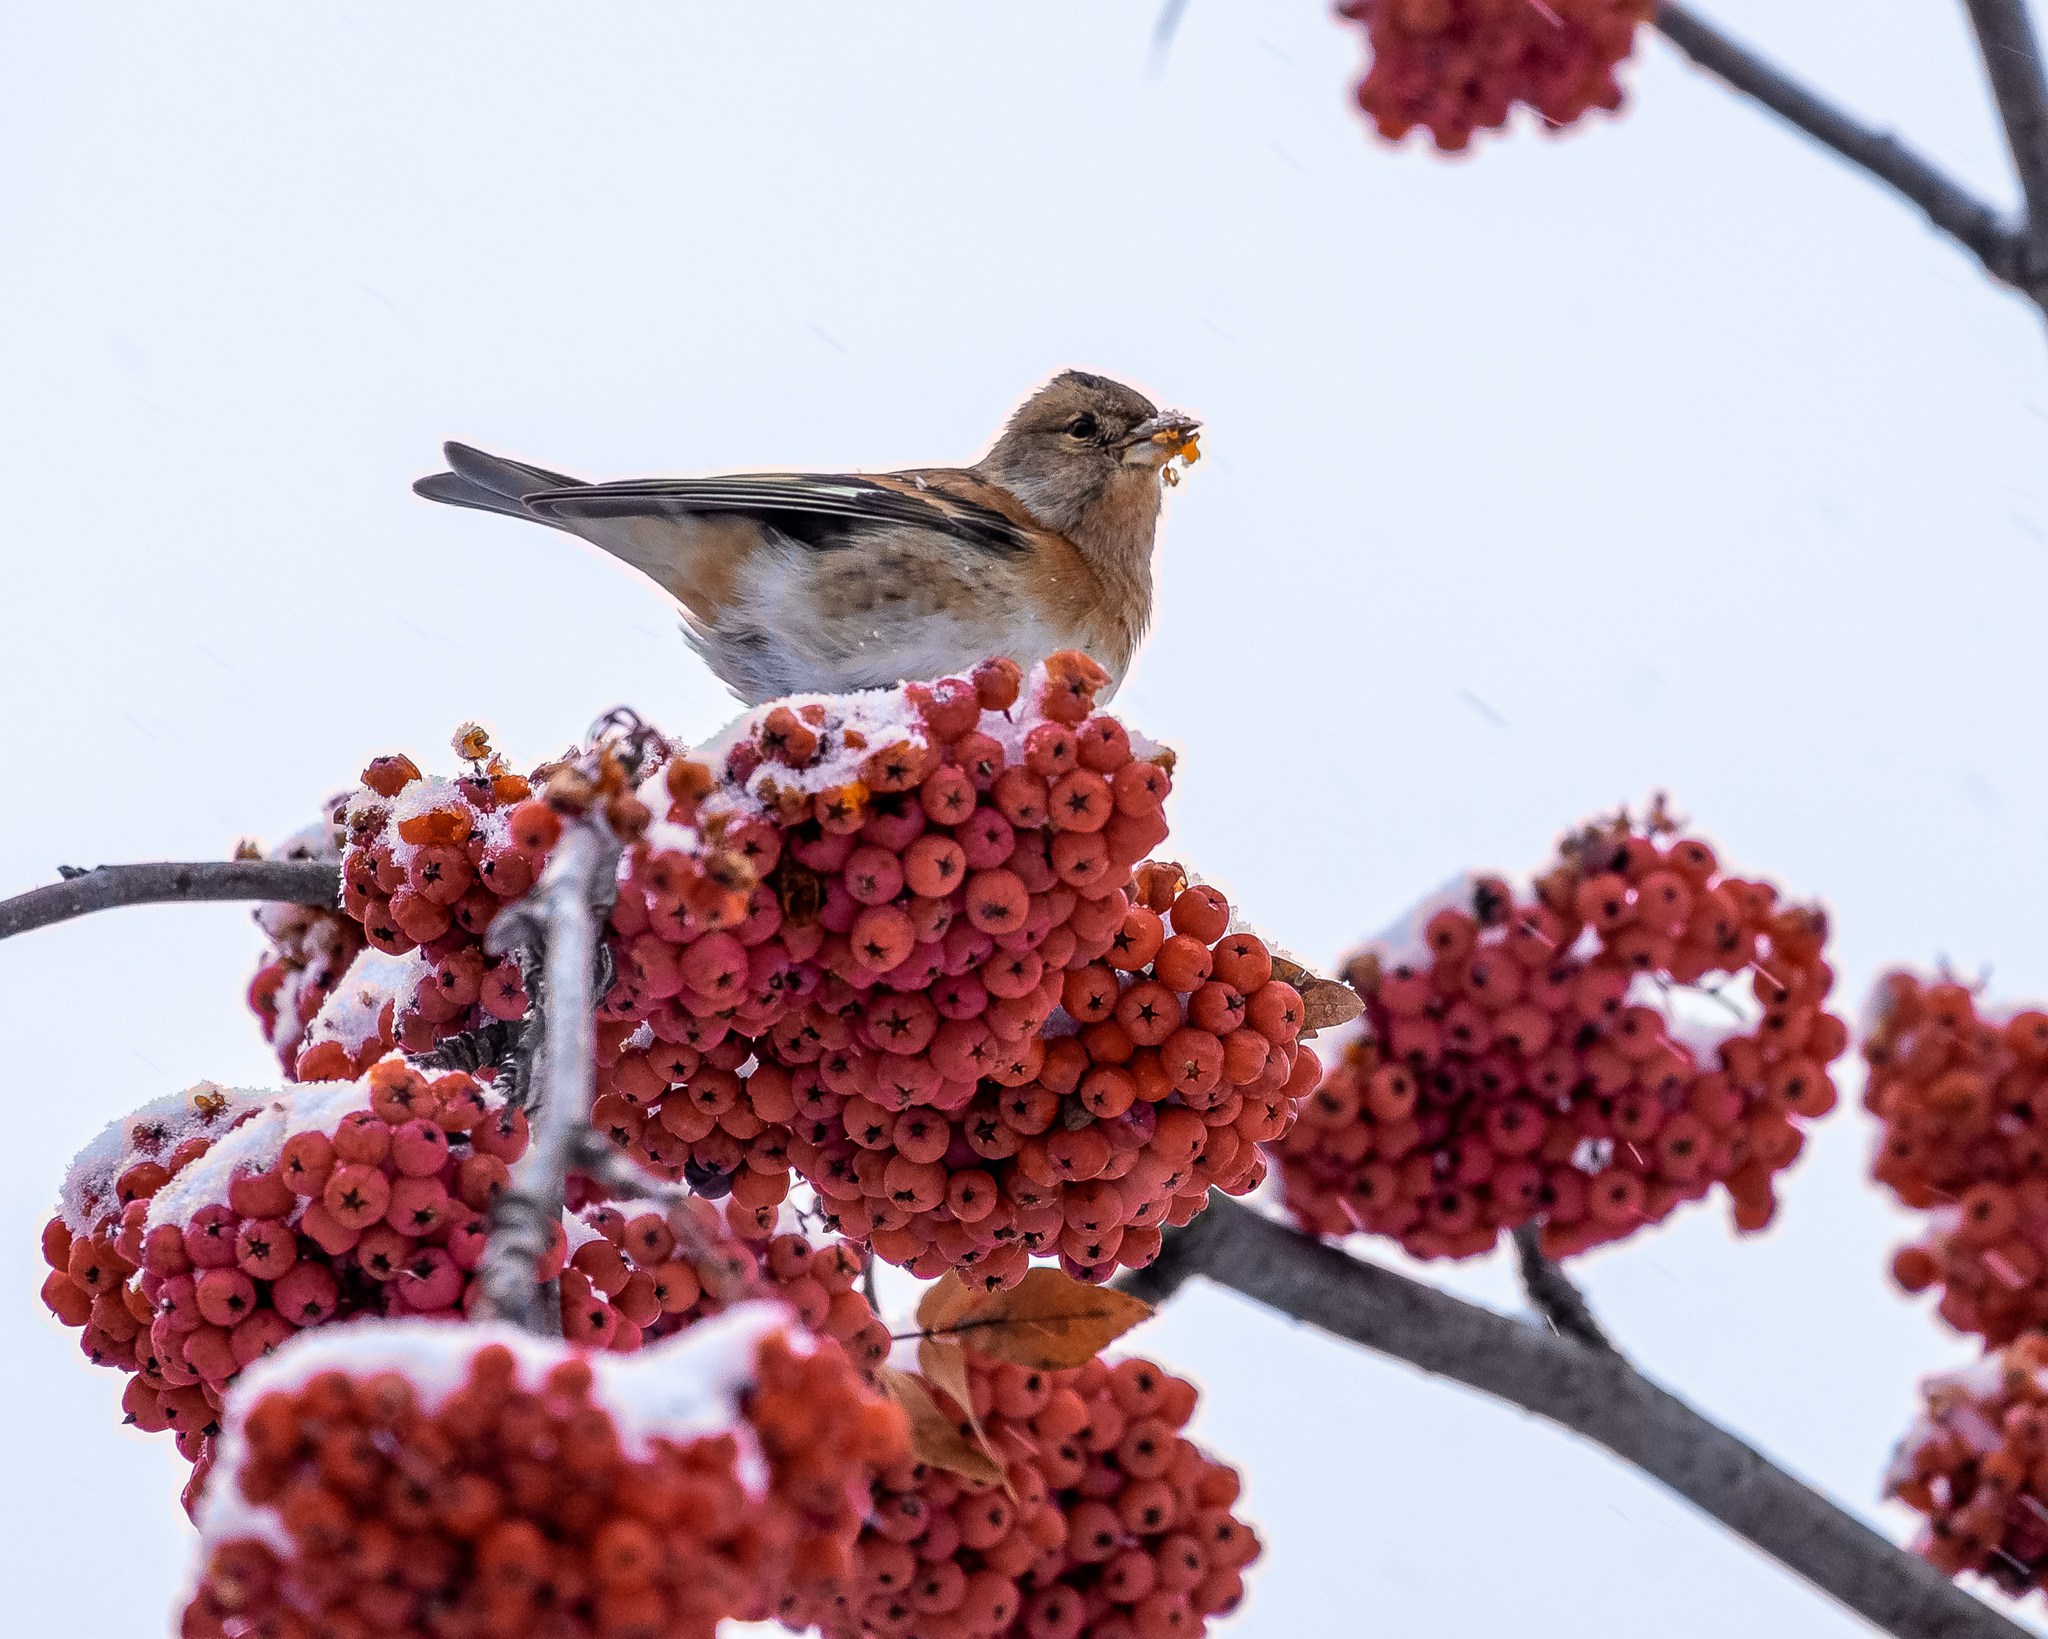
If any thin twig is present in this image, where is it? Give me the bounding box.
[1964,0,2048,271]
[1652,3,2035,302]
[1116,1195,2026,1639]
[0,860,340,941]
[1512,1221,1620,1353]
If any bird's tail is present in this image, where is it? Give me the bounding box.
[411,441,584,524]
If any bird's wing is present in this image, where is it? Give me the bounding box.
[521,472,1030,555]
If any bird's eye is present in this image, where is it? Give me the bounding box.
[1066,413,1099,440]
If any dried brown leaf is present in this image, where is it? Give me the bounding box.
[1300,976,1364,1033]
[917,1270,980,1335]
[878,1367,1006,1487]
[937,1269,1152,1370]
[919,1336,1014,1500]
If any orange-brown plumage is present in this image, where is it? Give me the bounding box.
[412,371,1198,703]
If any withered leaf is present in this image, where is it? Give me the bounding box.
[878,1366,1006,1487]
[936,1269,1152,1370]
[1300,976,1364,1033]
[918,1335,1015,1500]
[916,1270,980,1336]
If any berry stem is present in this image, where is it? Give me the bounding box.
[1652,4,2041,309]
[0,860,340,941]
[1116,1192,2029,1639]
[1511,1222,1618,1354]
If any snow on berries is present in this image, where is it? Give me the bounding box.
[1885,1339,2048,1597]
[1862,972,2048,1345]
[1275,805,1846,1260]
[245,815,365,1078]
[1338,0,1654,153]
[180,1309,907,1639]
[41,1065,905,1496]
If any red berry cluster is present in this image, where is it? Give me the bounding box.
[562,1191,892,1375]
[1884,1337,2048,1596]
[579,654,1318,1288]
[317,749,562,1075]
[181,1313,907,1639]
[1275,810,1846,1259]
[1337,0,1653,152]
[780,858,1317,1290]
[42,1064,533,1503]
[784,1347,1258,1639]
[1863,972,2048,1345]
[44,1059,913,1506]
[246,818,366,1078]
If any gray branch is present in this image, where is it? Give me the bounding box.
[475,817,620,1334]
[1964,0,2048,268]
[1117,1194,2027,1639]
[1653,3,2038,303]
[1513,1221,1619,1354]
[0,860,341,941]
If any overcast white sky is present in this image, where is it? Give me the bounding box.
[6,3,2048,1635]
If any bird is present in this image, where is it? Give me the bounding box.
[412,370,1200,704]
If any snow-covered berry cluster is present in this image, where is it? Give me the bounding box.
[245,815,365,1078]
[1886,1336,2048,1597]
[41,1067,534,1506]
[1337,0,1654,153]
[568,654,1322,1287]
[180,1312,906,1639]
[1864,972,2048,1345]
[1274,808,1845,1259]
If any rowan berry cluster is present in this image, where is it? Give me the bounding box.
[180,1313,906,1639]
[584,654,1319,1287]
[42,1065,538,1501]
[1337,0,1654,152]
[1862,972,2048,1345]
[313,743,561,1075]
[1274,809,1846,1259]
[563,1192,892,1375]
[784,1345,1258,1639]
[246,818,366,1078]
[1884,1337,2048,1596]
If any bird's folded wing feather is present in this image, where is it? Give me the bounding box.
[522,472,1029,554]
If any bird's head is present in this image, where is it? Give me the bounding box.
[976,370,1200,551]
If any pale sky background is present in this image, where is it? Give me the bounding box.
[6,3,2048,1635]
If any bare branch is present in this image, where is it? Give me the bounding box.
[1118,1195,2027,1639]
[1652,3,2035,301]
[475,817,619,1334]
[0,860,340,941]
[1965,0,2048,265]
[1513,1221,1619,1353]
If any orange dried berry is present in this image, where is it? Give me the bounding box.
[361,754,422,798]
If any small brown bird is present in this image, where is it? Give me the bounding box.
[413,371,1199,704]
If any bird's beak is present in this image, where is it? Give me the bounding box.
[1120,411,1203,470]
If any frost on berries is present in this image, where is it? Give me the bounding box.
[1885,1341,2048,1597]
[1275,807,1846,1260]
[180,1311,906,1639]
[1337,0,1654,153]
[1864,972,2048,1345]
[40,1064,895,1503]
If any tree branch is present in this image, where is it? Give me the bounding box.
[474,816,619,1334]
[1118,1195,2027,1639]
[0,860,341,941]
[1512,1221,1619,1353]
[1965,0,2048,268]
[1652,3,2035,302]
